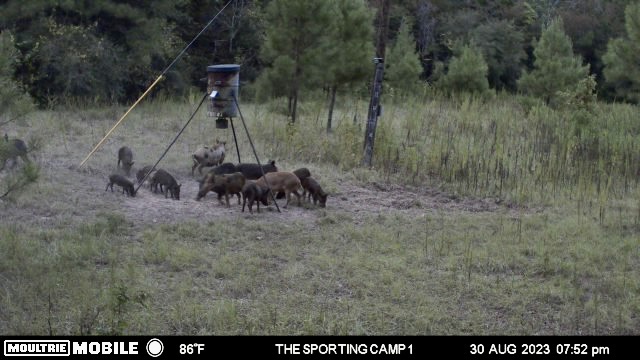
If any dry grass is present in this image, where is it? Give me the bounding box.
[0,94,639,335]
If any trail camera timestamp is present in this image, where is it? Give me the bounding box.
[470,343,610,356]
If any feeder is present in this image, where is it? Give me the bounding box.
[207,64,240,119]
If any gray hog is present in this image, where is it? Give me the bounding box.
[1,134,30,171]
[106,174,136,197]
[117,146,134,176]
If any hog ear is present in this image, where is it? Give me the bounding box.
[270,160,275,166]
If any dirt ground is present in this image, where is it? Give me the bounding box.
[1,145,510,233]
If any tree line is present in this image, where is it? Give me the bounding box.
[1,0,640,122]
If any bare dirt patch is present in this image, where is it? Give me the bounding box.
[2,149,509,233]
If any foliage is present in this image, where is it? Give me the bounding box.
[603,1,640,103]
[0,0,184,104]
[325,0,374,131]
[518,18,590,107]
[258,0,333,123]
[385,18,423,94]
[436,43,491,97]
[0,31,33,124]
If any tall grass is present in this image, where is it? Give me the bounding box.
[2,91,639,335]
[229,92,640,208]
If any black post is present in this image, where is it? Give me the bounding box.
[229,118,241,163]
[363,59,384,167]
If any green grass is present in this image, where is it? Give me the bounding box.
[1,92,639,335]
[1,208,638,335]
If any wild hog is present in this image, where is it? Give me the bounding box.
[1,135,30,171]
[301,177,328,208]
[242,181,271,214]
[106,174,136,197]
[192,140,226,175]
[276,167,311,199]
[255,171,302,208]
[236,160,278,180]
[197,162,237,188]
[117,146,134,176]
[197,172,245,207]
[136,165,156,188]
[150,169,181,200]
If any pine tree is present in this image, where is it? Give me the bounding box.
[437,43,490,96]
[325,0,374,132]
[385,18,423,94]
[603,2,640,103]
[518,18,589,106]
[259,0,333,123]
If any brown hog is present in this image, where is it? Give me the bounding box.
[276,167,311,199]
[197,172,245,207]
[106,174,136,197]
[301,177,328,208]
[255,171,302,208]
[242,181,271,214]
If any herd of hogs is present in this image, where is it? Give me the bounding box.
[106,140,328,213]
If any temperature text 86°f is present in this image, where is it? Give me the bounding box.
[180,343,205,355]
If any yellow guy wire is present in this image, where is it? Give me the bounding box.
[78,74,165,167]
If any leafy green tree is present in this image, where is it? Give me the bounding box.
[436,42,490,96]
[385,18,423,93]
[471,20,526,91]
[0,31,33,125]
[259,0,333,123]
[603,2,640,103]
[518,18,589,106]
[0,0,184,104]
[325,0,374,132]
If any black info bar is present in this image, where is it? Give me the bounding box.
[1,336,635,359]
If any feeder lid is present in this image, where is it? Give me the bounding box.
[207,64,240,73]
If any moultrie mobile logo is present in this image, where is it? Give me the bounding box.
[4,340,71,356]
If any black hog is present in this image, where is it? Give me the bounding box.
[117,146,134,176]
[106,174,136,197]
[136,165,156,188]
[150,169,181,200]
[242,181,271,214]
[301,177,328,208]
[236,160,277,180]
[197,172,245,207]
[1,134,30,171]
